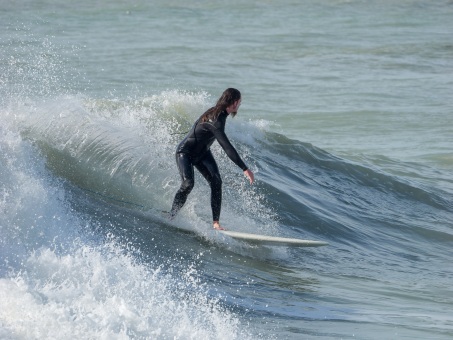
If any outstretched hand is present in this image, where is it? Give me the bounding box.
[244,169,254,184]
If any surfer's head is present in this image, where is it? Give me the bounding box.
[201,88,242,122]
[217,88,241,117]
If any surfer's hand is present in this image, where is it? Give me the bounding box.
[244,169,254,184]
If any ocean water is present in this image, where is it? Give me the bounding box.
[1,0,452,339]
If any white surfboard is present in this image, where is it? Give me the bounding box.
[219,230,328,247]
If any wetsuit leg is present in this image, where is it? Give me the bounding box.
[195,151,222,222]
[170,153,194,217]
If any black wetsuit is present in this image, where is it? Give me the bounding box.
[170,110,248,221]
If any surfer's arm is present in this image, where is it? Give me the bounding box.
[212,128,248,171]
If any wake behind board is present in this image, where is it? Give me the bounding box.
[219,230,328,247]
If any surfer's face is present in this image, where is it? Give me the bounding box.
[228,99,241,116]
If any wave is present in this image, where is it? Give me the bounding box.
[4,92,452,245]
[2,91,452,338]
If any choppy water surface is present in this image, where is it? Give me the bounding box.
[1,1,452,339]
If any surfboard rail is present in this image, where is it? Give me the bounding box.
[219,230,328,247]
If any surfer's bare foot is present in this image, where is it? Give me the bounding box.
[213,221,225,230]
[166,211,176,221]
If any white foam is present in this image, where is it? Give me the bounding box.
[0,244,248,339]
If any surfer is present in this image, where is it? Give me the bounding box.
[169,88,254,230]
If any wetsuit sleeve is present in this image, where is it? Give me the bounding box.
[212,129,248,171]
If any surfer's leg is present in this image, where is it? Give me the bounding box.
[170,153,194,218]
[196,151,222,225]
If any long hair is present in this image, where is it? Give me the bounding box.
[200,88,241,122]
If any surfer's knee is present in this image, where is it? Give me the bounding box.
[181,178,194,193]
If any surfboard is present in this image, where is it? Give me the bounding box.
[218,230,328,247]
